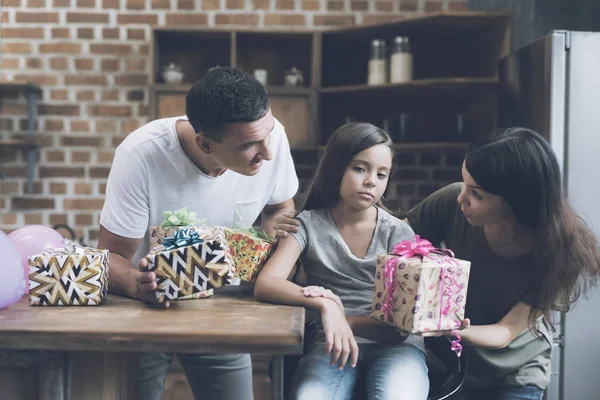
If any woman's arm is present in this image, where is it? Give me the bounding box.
[254,235,334,312]
[454,302,540,349]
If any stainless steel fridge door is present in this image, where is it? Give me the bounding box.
[561,31,600,400]
[500,30,600,400]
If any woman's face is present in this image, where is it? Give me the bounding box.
[457,161,513,226]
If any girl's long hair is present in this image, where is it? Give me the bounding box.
[301,123,394,211]
[465,127,600,330]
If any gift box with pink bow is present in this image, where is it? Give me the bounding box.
[371,236,471,338]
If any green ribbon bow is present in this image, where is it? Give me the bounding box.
[161,208,200,228]
[232,226,276,244]
[161,227,203,251]
[232,208,275,244]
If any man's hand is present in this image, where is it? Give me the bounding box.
[137,258,170,308]
[273,210,300,239]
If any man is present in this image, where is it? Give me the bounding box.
[98,67,299,400]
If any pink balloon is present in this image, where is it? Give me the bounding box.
[8,225,65,295]
[0,230,26,310]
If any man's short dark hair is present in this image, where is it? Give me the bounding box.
[186,67,270,142]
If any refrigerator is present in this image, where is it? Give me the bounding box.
[498,31,600,400]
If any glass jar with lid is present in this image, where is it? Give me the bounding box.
[368,39,387,85]
[390,36,413,83]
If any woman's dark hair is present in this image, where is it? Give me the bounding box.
[301,122,394,211]
[186,67,269,142]
[465,127,600,331]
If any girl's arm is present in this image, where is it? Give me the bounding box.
[302,287,408,343]
[255,235,360,369]
[436,302,540,350]
[254,235,336,312]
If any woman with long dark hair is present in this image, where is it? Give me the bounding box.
[404,127,600,399]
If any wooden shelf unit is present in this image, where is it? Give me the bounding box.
[0,82,42,192]
[148,11,510,148]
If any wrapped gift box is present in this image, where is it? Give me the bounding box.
[29,242,109,306]
[371,236,471,334]
[221,227,275,282]
[149,208,275,283]
[145,228,234,303]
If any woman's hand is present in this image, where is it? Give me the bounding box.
[302,285,344,311]
[320,301,359,370]
[420,318,471,337]
[273,210,300,239]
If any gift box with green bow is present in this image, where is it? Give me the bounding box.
[148,208,207,250]
[149,208,276,283]
[144,227,235,303]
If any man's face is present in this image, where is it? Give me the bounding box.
[200,109,275,176]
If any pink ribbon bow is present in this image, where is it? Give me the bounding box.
[382,235,463,357]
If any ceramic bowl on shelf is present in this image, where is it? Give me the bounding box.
[162,63,184,84]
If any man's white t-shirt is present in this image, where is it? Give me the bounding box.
[100,115,299,263]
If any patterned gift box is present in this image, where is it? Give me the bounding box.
[28,241,109,306]
[149,208,275,283]
[221,227,275,283]
[145,227,234,303]
[371,236,471,334]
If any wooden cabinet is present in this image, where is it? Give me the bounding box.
[149,29,320,148]
[149,12,510,151]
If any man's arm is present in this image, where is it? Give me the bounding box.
[259,198,296,238]
[97,225,165,306]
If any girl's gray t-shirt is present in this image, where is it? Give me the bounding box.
[291,207,425,353]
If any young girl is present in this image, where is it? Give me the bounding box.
[254,123,429,400]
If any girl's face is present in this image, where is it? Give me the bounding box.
[457,161,513,226]
[338,144,393,210]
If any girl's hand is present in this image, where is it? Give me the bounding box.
[320,301,359,370]
[420,318,471,337]
[302,286,344,311]
[273,211,300,238]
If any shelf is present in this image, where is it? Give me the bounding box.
[392,142,469,150]
[150,83,193,93]
[0,138,41,151]
[317,142,469,151]
[266,86,313,96]
[320,77,498,96]
[326,11,510,41]
[0,82,42,96]
[150,83,314,97]
[0,82,42,193]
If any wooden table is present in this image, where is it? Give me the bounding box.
[0,287,305,400]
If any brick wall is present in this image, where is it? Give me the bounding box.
[0,0,467,243]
